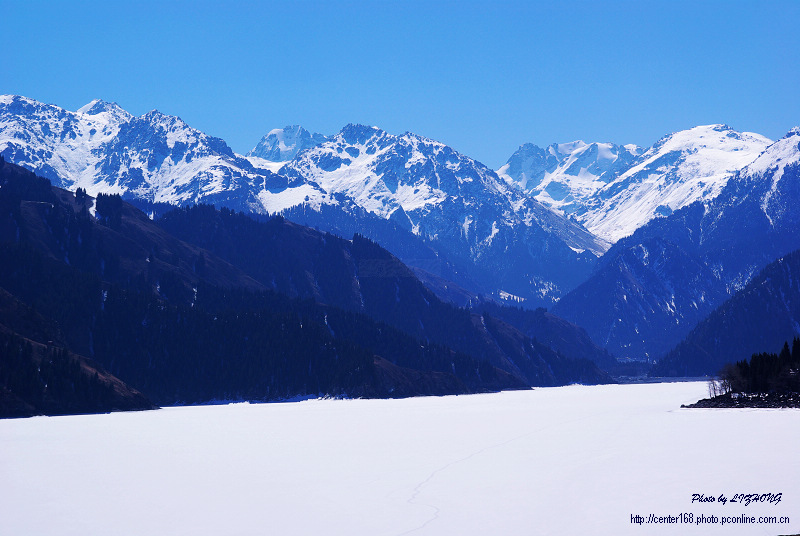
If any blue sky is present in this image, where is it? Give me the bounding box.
[3,0,799,168]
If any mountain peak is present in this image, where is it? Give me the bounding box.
[742,126,800,181]
[498,137,641,218]
[141,109,190,130]
[338,123,385,143]
[0,95,58,115]
[78,99,115,114]
[711,123,734,132]
[1,94,39,105]
[272,125,303,136]
[1,94,31,106]
[400,130,447,151]
[143,108,167,119]
[623,143,643,155]
[654,124,772,150]
[248,125,328,161]
[783,126,800,139]
[551,140,588,156]
[76,99,133,124]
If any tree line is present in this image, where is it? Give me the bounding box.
[711,338,800,396]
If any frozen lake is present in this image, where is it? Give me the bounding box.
[1,382,798,535]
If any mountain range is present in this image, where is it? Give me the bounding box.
[0,96,604,307]
[248,125,329,163]
[498,125,772,243]
[3,93,800,393]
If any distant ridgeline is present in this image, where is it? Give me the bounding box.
[6,94,800,380]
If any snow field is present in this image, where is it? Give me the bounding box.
[1,382,798,536]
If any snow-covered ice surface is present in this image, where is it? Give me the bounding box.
[1,382,798,535]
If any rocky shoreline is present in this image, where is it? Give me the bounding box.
[683,392,800,409]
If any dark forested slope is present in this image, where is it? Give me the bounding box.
[2,159,613,413]
[654,248,800,376]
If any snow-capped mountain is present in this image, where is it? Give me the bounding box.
[281,124,604,252]
[728,126,800,226]
[555,127,800,361]
[497,141,642,216]
[247,125,328,162]
[0,95,131,187]
[5,94,793,316]
[0,95,281,212]
[500,125,772,243]
[277,124,607,304]
[693,127,800,287]
[615,127,800,292]
[0,96,607,306]
[92,109,275,209]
